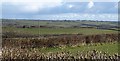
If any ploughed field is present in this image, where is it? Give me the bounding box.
[1,19,120,60]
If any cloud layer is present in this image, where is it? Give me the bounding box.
[1,1,118,21]
[88,0,94,8]
[3,0,63,13]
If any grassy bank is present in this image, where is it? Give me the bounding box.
[31,42,119,55]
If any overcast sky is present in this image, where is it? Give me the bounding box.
[1,0,119,21]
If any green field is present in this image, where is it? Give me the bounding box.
[3,20,118,27]
[2,19,119,56]
[3,20,119,35]
[3,27,118,35]
[30,42,119,55]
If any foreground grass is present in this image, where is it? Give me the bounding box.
[3,27,118,35]
[36,42,119,55]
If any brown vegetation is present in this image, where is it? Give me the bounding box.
[2,48,120,60]
[2,33,119,48]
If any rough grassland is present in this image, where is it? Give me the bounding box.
[30,42,119,55]
[3,27,118,35]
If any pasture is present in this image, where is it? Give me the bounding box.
[32,42,119,55]
[1,19,120,60]
[3,27,118,35]
[2,19,118,28]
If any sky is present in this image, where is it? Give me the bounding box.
[1,0,119,21]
